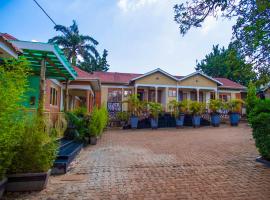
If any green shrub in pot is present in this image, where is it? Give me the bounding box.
[249,99,270,161]
[124,94,141,129]
[148,102,163,129]
[225,99,245,126]
[169,100,189,128]
[189,101,206,128]
[88,106,108,144]
[209,99,224,127]
[0,58,30,196]
[7,116,58,192]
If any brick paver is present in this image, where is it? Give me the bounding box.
[5,123,270,200]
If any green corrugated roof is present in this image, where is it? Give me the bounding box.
[10,40,77,80]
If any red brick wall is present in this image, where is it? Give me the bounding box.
[45,80,61,113]
[95,91,101,108]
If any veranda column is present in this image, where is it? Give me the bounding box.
[197,88,200,102]
[165,87,169,111]
[64,79,69,112]
[86,90,90,112]
[215,90,218,99]
[37,58,46,118]
[155,87,158,102]
[121,87,124,111]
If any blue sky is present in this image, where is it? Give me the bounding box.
[0,0,235,75]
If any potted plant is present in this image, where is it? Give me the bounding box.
[6,116,58,192]
[226,99,245,126]
[209,99,223,127]
[148,102,163,129]
[88,106,108,144]
[116,111,130,128]
[0,57,30,197]
[0,132,15,198]
[169,100,188,128]
[124,94,141,129]
[189,101,205,128]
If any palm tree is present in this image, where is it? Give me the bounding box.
[48,20,99,66]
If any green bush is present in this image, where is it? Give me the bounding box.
[246,82,258,118]
[65,111,88,140]
[0,58,30,179]
[148,102,163,119]
[225,99,245,113]
[124,94,141,117]
[116,111,130,122]
[249,99,270,160]
[209,99,224,113]
[88,106,108,137]
[8,116,58,174]
[189,101,205,115]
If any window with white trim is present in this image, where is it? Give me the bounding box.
[168,88,177,97]
[50,87,58,106]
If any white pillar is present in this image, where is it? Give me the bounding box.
[155,87,158,102]
[197,88,200,102]
[187,91,191,101]
[165,87,169,111]
[206,92,211,103]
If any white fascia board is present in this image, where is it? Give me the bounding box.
[179,71,223,85]
[130,68,178,82]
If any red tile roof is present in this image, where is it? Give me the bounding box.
[0,33,18,40]
[73,66,92,78]
[215,78,246,89]
[73,67,245,89]
[0,34,22,55]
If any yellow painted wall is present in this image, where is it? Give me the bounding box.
[178,74,218,88]
[135,72,177,85]
[101,86,108,107]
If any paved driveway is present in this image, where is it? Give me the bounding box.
[6,124,270,200]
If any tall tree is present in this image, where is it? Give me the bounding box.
[48,20,99,66]
[196,43,256,86]
[78,49,109,72]
[174,0,270,84]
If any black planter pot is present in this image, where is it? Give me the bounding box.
[6,170,50,192]
[0,177,7,199]
[90,136,97,145]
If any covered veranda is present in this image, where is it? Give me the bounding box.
[134,84,218,111]
[10,40,77,123]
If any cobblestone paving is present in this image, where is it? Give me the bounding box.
[5,123,270,200]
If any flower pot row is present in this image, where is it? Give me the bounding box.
[129,112,241,129]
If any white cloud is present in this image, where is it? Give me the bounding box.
[117,0,159,12]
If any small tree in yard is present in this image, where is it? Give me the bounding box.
[246,82,258,118]
[0,58,29,180]
[249,100,270,160]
